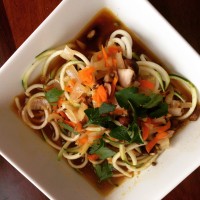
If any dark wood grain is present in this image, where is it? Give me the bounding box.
[0,0,199,200]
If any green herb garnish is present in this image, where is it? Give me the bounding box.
[45,88,64,103]
[84,103,116,127]
[89,139,115,160]
[94,162,113,182]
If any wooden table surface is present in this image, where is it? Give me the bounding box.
[0,0,200,199]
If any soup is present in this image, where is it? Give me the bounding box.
[13,8,199,195]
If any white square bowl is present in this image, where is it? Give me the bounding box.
[0,0,200,199]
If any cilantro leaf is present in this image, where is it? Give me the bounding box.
[84,108,111,127]
[45,88,64,103]
[58,122,78,135]
[115,87,138,109]
[143,93,163,108]
[89,139,105,154]
[89,139,115,160]
[109,126,131,141]
[99,103,116,114]
[84,103,116,127]
[94,162,113,182]
[128,123,144,144]
[148,102,168,118]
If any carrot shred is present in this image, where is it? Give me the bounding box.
[142,123,150,140]
[64,119,76,128]
[77,135,88,145]
[88,154,99,161]
[110,74,118,98]
[101,45,109,68]
[107,45,121,55]
[92,85,108,107]
[58,111,68,120]
[64,79,76,93]
[45,84,55,91]
[74,122,83,132]
[78,66,95,87]
[139,79,155,90]
[156,121,171,133]
[110,108,128,116]
[146,131,168,153]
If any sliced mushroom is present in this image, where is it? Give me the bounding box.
[117,68,135,88]
[124,59,139,75]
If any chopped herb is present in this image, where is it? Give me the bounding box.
[84,103,115,127]
[84,107,111,127]
[128,122,143,144]
[148,102,168,118]
[115,87,167,119]
[94,162,113,182]
[89,139,115,160]
[143,93,163,109]
[115,87,138,109]
[99,103,116,114]
[109,126,131,142]
[45,88,64,103]
[109,122,143,144]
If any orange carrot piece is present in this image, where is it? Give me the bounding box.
[107,45,121,55]
[57,98,64,108]
[77,135,88,146]
[58,111,69,120]
[142,123,150,140]
[101,45,109,68]
[110,74,118,98]
[92,85,108,107]
[64,79,76,93]
[88,154,99,161]
[78,66,95,87]
[45,84,55,91]
[110,108,128,116]
[156,121,171,133]
[75,122,83,132]
[146,131,168,153]
[139,79,155,90]
[64,120,76,128]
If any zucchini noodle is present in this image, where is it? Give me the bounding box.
[15,27,199,185]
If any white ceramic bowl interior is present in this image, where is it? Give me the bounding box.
[0,0,200,200]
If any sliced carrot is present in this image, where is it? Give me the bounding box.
[57,111,68,120]
[142,123,150,140]
[88,154,99,161]
[75,122,83,132]
[64,79,76,93]
[107,45,121,55]
[92,85,108,107]
[110,108,128,116]
[146,131,168,153]
[45,84,55,91]
[78,66,95,87]
[110,74,118,98]
[139,79,155,90]
[77,135,88,146]
[64,119,76,128]
[101,45,110,68]
[156,120,171,133]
